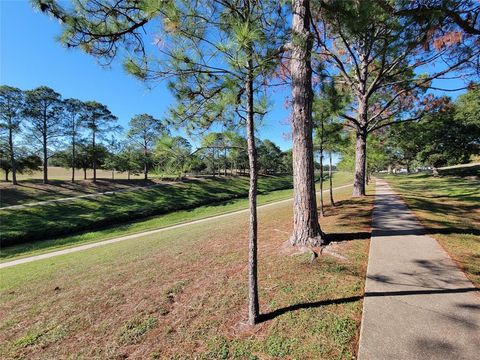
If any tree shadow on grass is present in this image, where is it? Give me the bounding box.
[258,286,479,324]
[258,295,362,323]
[326,232,371,242]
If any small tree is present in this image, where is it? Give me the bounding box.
[156,136,192,178]
[62,98,85,183]
[36,0,287,327]
[0,146,41,182]
[103,136,122,180]
[0,85,24,185]
[313,83,347,211]
[23,86,63,184]
[81,101,118,182]
[258,139,283,175]
[116,144,143,180]
[128,114,169,180]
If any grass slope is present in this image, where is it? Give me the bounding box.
[0,178,166,208]
[1,172,353,261]
[0,186,373,360]
[384,173,480,287]
[1,175,295,246]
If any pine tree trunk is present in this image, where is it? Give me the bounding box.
[289,0,324,247]
[83,168,87,180]
[246,50,259,326]
[319,151,324,217]
[224,148,228,176]
[92,131,97,183]
[353,130,367,197]
[43,131,48,185]
[8,126,17,185]
[42,109,48,184]
[128,170,131,180]
[144,147,148,180]
[71,132,76,183]
[329,152,335,206]
[5,170,9,182]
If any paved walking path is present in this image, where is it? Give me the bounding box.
[0,183,353,269]
[358,179,479,360]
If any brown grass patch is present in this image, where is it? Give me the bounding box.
[0,187,374,359]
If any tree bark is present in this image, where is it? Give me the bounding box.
[43,111,48,184]
[83,168,87,180]
[224,148,228,176]
[8,126,17,185]
[246,54,259,326]
[71,132,76,183]
[92,130,97,183]
[329,151,335,206]
[5,170,9,182]
[353,129,367,197]
[144,144,148,180]
[319,151,324,217]
[365,156,369,185]
[289,0,324,247]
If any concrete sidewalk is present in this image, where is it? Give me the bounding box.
[358,179,479,360]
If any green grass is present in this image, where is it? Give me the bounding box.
[0,172,353,261]
[0,178,164,207]
[0,185,372,359]
[0,175,294,246]
[382,173,480,287]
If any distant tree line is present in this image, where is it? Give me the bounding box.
[337,86,480,176]
[0,85,293,184]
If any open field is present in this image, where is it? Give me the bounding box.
[0,172,353,261]
[0,166,149,182]
[0,185,373,359]
[383,173,480,287]
[437,162,480,177]
[1,175,300,246]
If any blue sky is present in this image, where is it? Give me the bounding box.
[0,0,293,150]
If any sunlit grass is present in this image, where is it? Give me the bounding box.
[1,172,353,261]
[383,173,480,287]
[0,185,372,360]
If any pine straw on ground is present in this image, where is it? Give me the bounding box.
[0,187,374,360]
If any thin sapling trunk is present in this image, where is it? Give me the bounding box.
[329,151,335,206]
[246,58,259,326]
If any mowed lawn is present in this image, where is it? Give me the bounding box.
[0,173,353,260]
[0,175,297,246]
[384,173,480,287]
[0,177,167,208]
[0,166,150,183]
[0,186,373,359]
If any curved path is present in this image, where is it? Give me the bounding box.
[0,184,352,269]
[358,179,479,359]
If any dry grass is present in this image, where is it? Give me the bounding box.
[0,186,374,359]
[0,166,148,182]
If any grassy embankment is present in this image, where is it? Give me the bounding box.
[383,170,479,287]
[1,172,353,261]
[0,184,374,360]
[0,178,167,207]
